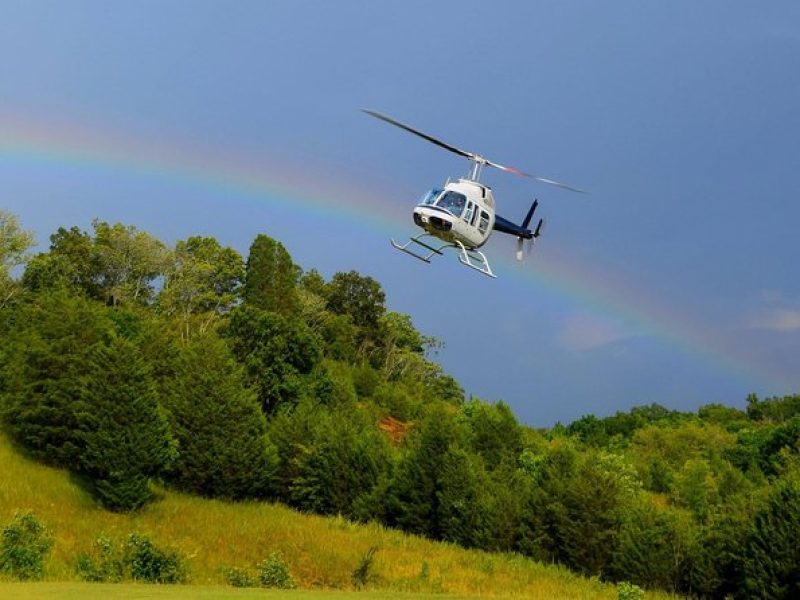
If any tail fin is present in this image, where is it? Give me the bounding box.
[521,199,539,230]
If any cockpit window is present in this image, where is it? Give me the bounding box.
[436,191,467,217]
[419,189,442,206]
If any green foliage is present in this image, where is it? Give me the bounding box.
[75,535,124,582]
[22,221,169,306]
[257,552,295,589]
[76,533,187,584]
[608,498,697,592]
[124,533,187,584]
[224,566,256,587]
[227,305,322,412]
[458,399,522,471]
[326,270,385,332]
[0,512,54,581]
[746,393,800,424]
[243,234,299,314]
[739,476,800,599]
[351,546,378,589]
[161,334,277,499]
[616,581,644,600]
[158,235,244,339]
[1,291,115,466]
[77,337,175,511]
[286,405,393,520]
[0,210,34,309]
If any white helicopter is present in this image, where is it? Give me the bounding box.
[362,109,584,278]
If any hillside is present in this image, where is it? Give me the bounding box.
[0,433,656,599]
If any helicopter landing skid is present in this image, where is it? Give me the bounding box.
[455,240,496,278]
[390,234,496,278]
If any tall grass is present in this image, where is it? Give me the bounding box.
[0,434,673,598]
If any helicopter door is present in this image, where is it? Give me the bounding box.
[478,210,490,235]
[463,201,475,226]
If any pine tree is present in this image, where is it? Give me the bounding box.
[739,477,800,599]
[1,291,114,466]
[243,234,299,314]
[76,337,175,511]
[161,334,277,499]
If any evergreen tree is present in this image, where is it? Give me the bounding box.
[1,291,114,465]
[77,337,175,511]
[243,234,299,314]
[161,334,277,499]
[386,407,462,539]
[289,408,393,518]
[739,476,800,599]
[227,305,322,412]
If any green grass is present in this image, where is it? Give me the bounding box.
[0,583,489,600]
[0,434,674,598]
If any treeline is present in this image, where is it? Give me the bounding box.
[1,211,799,598]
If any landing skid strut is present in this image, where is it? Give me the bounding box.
[390,234,496,278]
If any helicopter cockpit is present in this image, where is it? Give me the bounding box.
[418,189,467,218]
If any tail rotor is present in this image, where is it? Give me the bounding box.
[516,200,545,261]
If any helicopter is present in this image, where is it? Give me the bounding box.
[362,109,583,278]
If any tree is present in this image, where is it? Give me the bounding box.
[161,334,276,499]
[739,476,800,599]
[21,221,169,306]
[243,234,299,314]
[1,291,115,465]
[76,336,175,511]
[289,408,393,519]
[608,498,697,592]
[0,211,34,309]
[458,399,523,472]
[22,226,101,297]
[92,220,170,305]
[326,270,385,332]
[226,305,322,412]
[158,236,244,340]
[386,407,464,539]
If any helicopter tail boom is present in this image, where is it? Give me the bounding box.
[493,200,544,261]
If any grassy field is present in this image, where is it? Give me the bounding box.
[0,434,674,598]
[0,583,494,599]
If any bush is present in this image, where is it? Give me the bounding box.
[617,581,645,600]
[124,533,187,584]
[0,512,54,580]
[75,534,123,582]
[257,552,295,589]
[224,566,256,587]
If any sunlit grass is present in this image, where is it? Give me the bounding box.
[0,434,675,598]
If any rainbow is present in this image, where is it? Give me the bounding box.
[0,112,793,394]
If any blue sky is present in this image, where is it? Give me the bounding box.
[2,1,799,425]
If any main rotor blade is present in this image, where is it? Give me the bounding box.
[361,109,474,160]
[485,159,585,193]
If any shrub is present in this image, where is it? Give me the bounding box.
[0,512,54,580]
[352,546,378,589]
[75,534,123,582]
[617,581,645,600]
[124,533,187,584]
[257,552,295,589]
[224,566,256,587]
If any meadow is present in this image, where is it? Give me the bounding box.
[0,433,673,599]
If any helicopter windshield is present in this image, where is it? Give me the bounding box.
[436,191,467,217]
[419,188,442,206]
